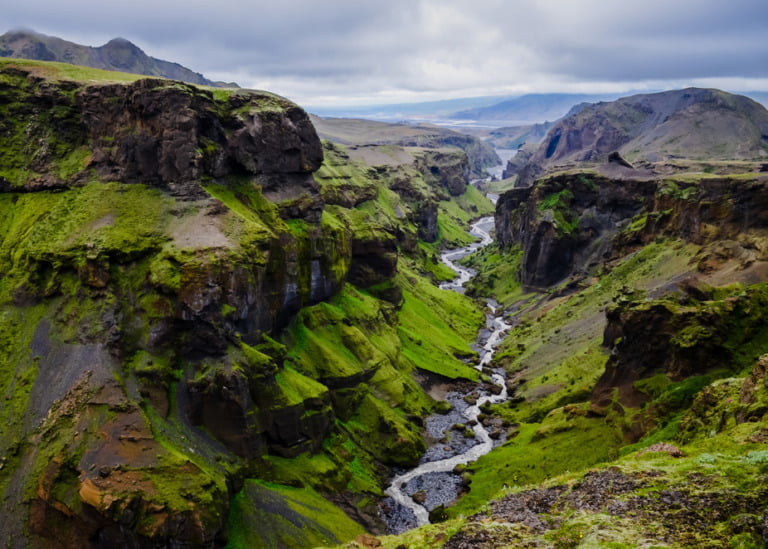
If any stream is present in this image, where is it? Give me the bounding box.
[381,215,511,534]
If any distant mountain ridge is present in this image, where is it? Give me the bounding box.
[450,93,626,124]
[0,29,235,87]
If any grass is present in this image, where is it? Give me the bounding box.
[449,413,623,518]
[0,57,145,84]
[396,261,483,381]
[461,243,525,305]
[226,480,365,549]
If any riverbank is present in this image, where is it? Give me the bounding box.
[380,216,511,534]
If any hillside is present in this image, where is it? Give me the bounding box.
[311,115,501,177]
[0,58,495,547]
[364,91,768,548]
[511,88,768,185]
[0,29,233,87]
[5,54,768,548]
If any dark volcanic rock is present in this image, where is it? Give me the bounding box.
[592,284,768,420]
[494,173,655,288]
[78,79,322,199]
[495,170,768,289]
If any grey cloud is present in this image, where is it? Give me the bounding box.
[4,0,768,105]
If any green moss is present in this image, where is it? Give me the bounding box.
[633,373,671,399]
[461,243,524,305]
[451,414,622,517]
[396,263,482,381]
[341,393,425,467]
[273,366,328,408]
[0,303,48,468]
[417,241,457,282]
[55,146,91,180]
[437,198,479,247]
[0,57,145,83]
[537,189,578,235]
[226,480,364,549]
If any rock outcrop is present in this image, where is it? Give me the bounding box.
[495,170,768,289]
[495,173,656,288]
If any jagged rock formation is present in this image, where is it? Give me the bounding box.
[593,284,768,430]
[514,88,768,186]
[500,142,538,179]
[0,60,488,547]
[495,169,768,289]
[0,29,232,87]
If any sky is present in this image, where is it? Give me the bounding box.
[5,0,768,107]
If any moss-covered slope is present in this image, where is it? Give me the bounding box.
[0,59,493,547]
[360,166,768,547]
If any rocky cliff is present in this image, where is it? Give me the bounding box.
[0,60,489,547]
[495,171,768,289]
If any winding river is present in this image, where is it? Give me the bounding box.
[382,215,511,533]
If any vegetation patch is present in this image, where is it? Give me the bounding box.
[226,480,365,549]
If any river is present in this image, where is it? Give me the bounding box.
[380,215,511,534]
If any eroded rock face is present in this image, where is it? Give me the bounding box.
[495,172,768,289]
[414,149,469,198]
[591,284,768,418]
[80,80,322,201]
[494,173,655,288]
[0,68,323,213]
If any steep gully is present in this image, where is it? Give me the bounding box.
[381,175,513,533]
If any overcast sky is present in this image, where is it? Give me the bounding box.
[5,0,768,106]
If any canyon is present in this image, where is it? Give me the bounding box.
[1,55,768,549]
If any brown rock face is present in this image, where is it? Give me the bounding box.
[1,68,322,208]
[495,172,768,289]
[78,79,322,198]
[414,149,469,197]
[494,173,655,288]
[591,284,768,418]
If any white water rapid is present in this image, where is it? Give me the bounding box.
[383,215,511,532]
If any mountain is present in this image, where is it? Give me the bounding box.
[744,91,768,108]
[512,87,768,185]
[0,29,234,87]
[450,92,625,125]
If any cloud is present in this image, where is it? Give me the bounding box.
[5,0,768,106]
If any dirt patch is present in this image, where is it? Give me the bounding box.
[169,204,232,249]
[346,145,417,167]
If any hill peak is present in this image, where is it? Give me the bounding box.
[0,28,235,88]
